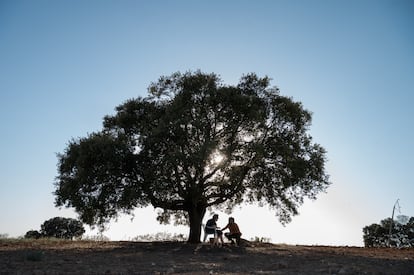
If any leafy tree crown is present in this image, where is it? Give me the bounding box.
[54,71,330,240]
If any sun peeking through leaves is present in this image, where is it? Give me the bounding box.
[210,150,225,166]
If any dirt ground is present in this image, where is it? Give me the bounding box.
[0,239,413,275]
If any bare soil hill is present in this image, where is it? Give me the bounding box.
[1,239,413,274]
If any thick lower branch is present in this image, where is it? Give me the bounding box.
[150,196,187,211]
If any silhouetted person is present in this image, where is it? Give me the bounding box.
[222,217,242,246]
[204,214,223,244]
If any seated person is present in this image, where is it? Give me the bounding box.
[204,214,223,244]
[221,217,242,246]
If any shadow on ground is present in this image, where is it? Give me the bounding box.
[1,240,413,274]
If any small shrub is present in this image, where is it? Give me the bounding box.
[251,236,271,243]
[82,234,110,242]
[24,230,42,239]
[132,232,187,242]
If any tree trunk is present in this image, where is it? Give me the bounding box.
[187,204,206,243]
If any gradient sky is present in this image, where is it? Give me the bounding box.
[1,0,413,246]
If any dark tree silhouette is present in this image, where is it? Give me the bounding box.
[24,230,42,239]
[54,71,330,243]
[363,216,414,247]
[41,217,85,239]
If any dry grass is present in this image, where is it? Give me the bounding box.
[1,239,413,274]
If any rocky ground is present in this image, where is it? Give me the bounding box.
[0,239,413,274]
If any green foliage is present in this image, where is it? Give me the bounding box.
[40,217,85,240]
[54,71,330,243]
[363,216,414,248]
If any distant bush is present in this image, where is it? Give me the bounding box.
[24,230,42,239]
[0,233,9,239]
[132,232,187,242]
[250,236,272,243]
[363,215,414,248]
[82,234,110,242]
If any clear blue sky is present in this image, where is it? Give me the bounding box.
[1,0,413,246]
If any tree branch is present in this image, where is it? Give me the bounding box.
[149,193,187,211]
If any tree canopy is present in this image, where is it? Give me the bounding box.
[54,71,330,243]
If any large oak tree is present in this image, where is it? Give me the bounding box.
[54,71,330,243]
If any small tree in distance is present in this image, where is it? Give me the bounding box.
[363,216,414,248]
[41,217,85,240]
[54,71,330,243]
